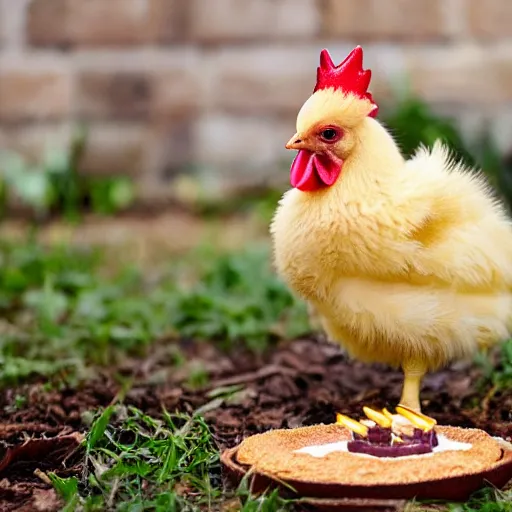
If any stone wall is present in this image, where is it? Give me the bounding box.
[0,0,512,199]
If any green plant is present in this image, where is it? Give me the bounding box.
[172,246,309,353]
[382,94,512,208]
[186,361,210,389]
[0,239,172,383]
[0,239,308,384]
[237,487,294,511]
[475,339,512,391]
[382,96,474,163]
[52,406,221,511]
[87,175,135,215]
[494,339,512,388]
[0,127,135,222]
[447,486,512,511]
[50,404,298,511]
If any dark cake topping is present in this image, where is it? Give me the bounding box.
[337,406,438,458]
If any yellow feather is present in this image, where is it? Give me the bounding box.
[271,91,512,375]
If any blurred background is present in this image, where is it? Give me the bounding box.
[1,0,512,223]
[1,4,512,509]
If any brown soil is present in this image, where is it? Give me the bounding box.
[0,337,511,511]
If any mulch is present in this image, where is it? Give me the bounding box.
[0,337,510,511]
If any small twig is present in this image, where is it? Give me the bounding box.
[108,380,132,407]
[107,477,120,509]
[34,468,52,485]
[139,345,173,376]
[0,423,59,436]
[206,364,296,390]
[480,384,498,417]
[175,397,225,437]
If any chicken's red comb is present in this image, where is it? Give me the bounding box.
[314,46,378,117]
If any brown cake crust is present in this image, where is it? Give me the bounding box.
[236,424,504,485]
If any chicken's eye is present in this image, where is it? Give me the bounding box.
[319,127,341,143]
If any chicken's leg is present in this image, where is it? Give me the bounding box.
[399,362,426,412]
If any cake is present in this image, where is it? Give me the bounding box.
[236,408,505,486]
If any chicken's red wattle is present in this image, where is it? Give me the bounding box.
[290,150,342,192]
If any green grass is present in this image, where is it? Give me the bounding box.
[474,338,512,394]
[494,339,512,389]
[52,405,220,511]
[50,405,294,511]
[0,238,172,383]
[0,238,308,384]
[1,236,512,511]
[172,246,309,353]
[448,488,512,511]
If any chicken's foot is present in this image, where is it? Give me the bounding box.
[399,363,426,412]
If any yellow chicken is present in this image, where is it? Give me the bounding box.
[271,46,512,412]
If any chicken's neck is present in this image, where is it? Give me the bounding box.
[272,119,406,300]
[333,118,405,202]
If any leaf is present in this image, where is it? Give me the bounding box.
[48,474,79,502]
[109,178,135,210]
[87,405,115,451]
[13,170,52,209]
[0,432,83,474]
[23,287,69,322]
[0,357,74,383]
[43,147,71,175]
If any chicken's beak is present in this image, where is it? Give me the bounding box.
[285,133,307,150]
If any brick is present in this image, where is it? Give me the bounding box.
[148,0,191,43]
[0,71,72,122]
[210,47,313,115]
[0,123,73,163]
[321,0,445,41]
[408,47,512,105]
[67,0,151,46]
[79,123,148,177]
[194,114,293,172]
[76,72,152,120]
[26,0,68,47]
[494,55,512,102]
[146,122,196,182]
[490,108,512,154]
[152,69,203,119]
[27,0,159,47]
[191,114,295,196]
[0,122,148,179]
[209,45,399,116]
[0,0,8,48]
[1,0,31,49]
[467,0,512,38]
[189,0,319,42]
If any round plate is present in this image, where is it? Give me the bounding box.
[221,426,512,503]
